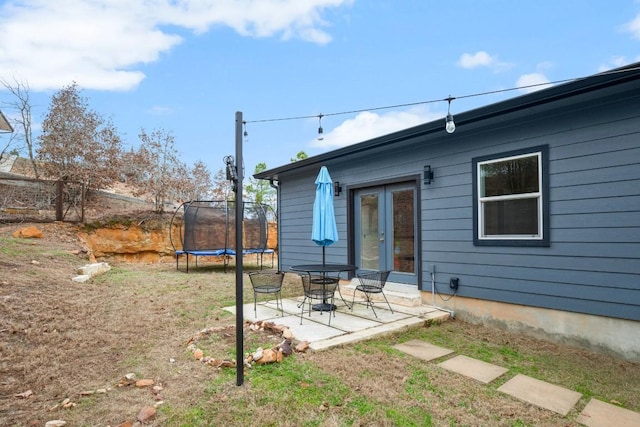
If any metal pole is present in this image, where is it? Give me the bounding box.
[235,111,244,386]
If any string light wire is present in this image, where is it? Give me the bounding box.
[244,66,640,125]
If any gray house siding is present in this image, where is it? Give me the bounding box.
[260,65,640,326]
[421,87,640,322]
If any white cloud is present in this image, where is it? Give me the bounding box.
[458,51,495,69]
[516,73,552,94]
[0,0,350,91]
[148,105,174,116]
[597,55,640,72]
[622,13,640,39]
[310,106,441,149]
[457,51,513,72]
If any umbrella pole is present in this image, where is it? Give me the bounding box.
[322,246,326,266]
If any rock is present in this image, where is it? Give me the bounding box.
[135,379,155,388]
[14,389,33,398]
[76,262,111,277]
[193,349,204,360]
[151,385,164,394]
[217,359,236,368]
[136,406,156,423]
[252,347,264,361]
[77,224,177,263]
[13,226,43,239]
[115,421,134,427]
[256,349,279,364]
[44,421,67,427]
[282,328,294,339]
[124,373,136,380]
[279,339,293,356]
[295,341,310,353]
[71,274,91,283]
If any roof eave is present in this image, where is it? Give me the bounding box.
[255,63,640,181]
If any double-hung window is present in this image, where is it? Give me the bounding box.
[473,145,549,246]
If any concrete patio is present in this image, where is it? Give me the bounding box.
[225,281,451,350]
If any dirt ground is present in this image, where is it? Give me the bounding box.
[1,222,638,426]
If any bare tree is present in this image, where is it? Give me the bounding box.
[0,129,16,165]
[185,160,214,201]
[1,77,38,177]
[210,167,233,201]
[133,128,187,212]
[37,82,123,189]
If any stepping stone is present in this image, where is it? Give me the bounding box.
[577,398,640,427]
[437,355,508,384]
[498,374,581,416]
[394,340,453,361]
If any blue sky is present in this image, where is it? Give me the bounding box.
[1,0,640,177]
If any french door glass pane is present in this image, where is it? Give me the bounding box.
[392,189,415,273]
[359,194,379,269]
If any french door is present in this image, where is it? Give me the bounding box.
[354,183,417,285]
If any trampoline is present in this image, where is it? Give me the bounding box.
[169,200,275,272]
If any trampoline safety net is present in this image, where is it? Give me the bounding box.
[177,200,269,252]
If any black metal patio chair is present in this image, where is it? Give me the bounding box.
[299,274,339,325]
[352,270,393,318]
[248,270,285,317]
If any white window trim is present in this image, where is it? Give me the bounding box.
[477,151,543,241]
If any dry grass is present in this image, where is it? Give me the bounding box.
[1,222,638,426]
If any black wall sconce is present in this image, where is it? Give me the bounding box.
[334,181,342,197]
[423,165,434,185]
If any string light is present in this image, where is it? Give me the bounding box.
[317,114,324,140]
[445,96,455,134]
[243,65,640,130]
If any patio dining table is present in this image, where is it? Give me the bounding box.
[290,263,357,311]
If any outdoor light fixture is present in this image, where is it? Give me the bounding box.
[224,155,238,188]
[317,114,324,140]
[334,181,342,197]
[243,121,248,138]
[445,96,456,134]
[423,165,434,185]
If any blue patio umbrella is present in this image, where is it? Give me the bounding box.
[312,166,339,264]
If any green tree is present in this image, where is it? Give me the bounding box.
[245,162,276,205]
[290,150,308,162]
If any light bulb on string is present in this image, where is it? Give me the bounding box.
[317,114,324,140]
[445,96,456,134]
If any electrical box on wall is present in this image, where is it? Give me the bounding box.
[449,277,459,290]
